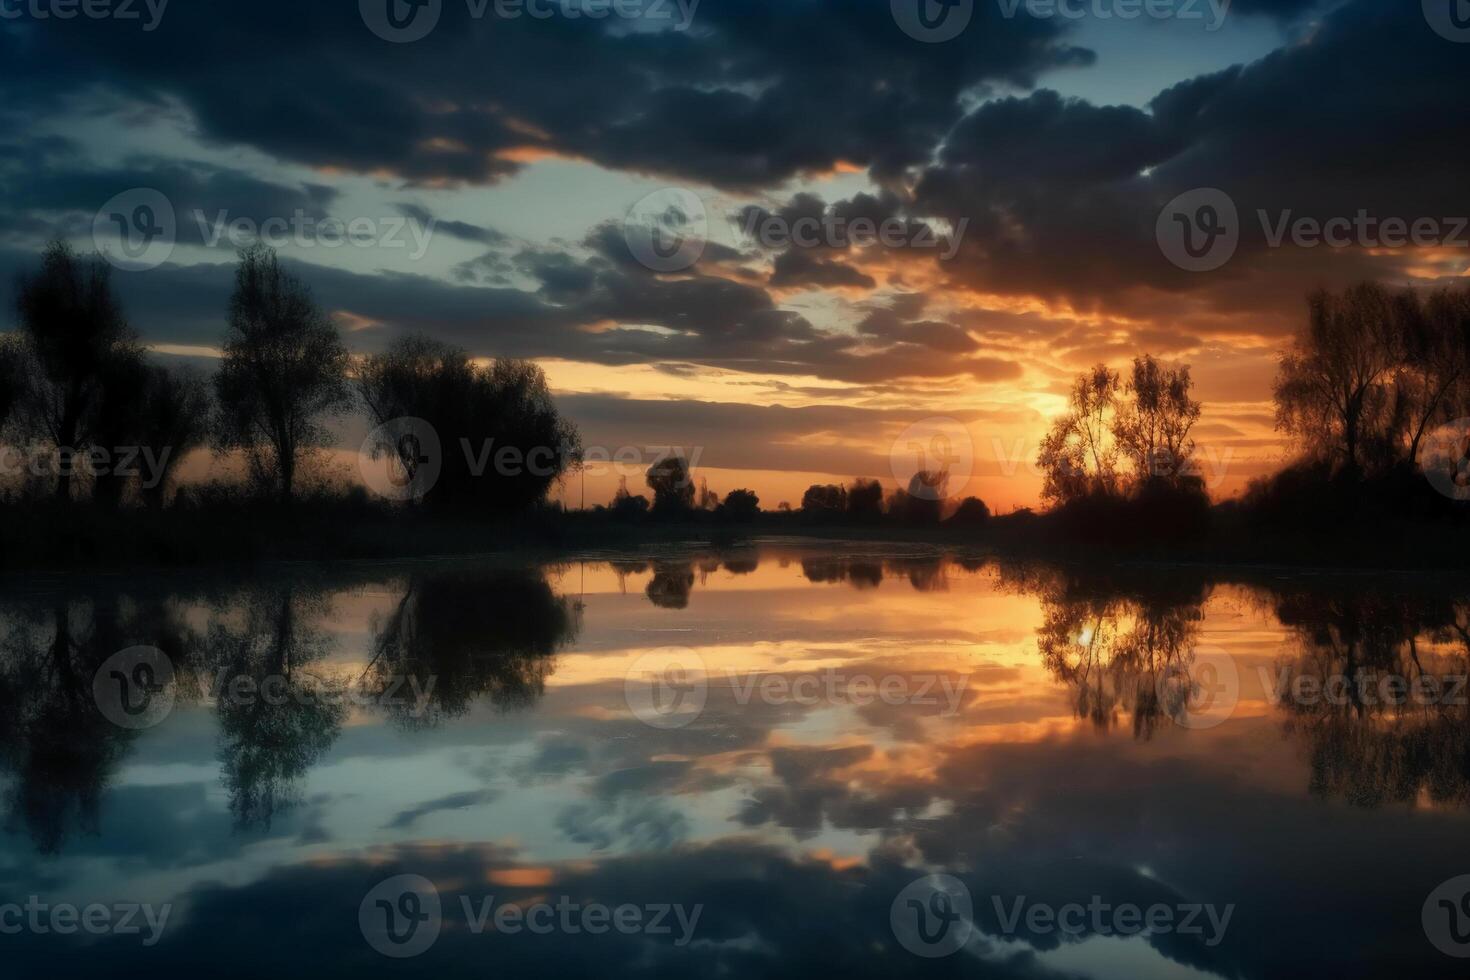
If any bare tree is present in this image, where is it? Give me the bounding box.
[213,245,350,501]
[1275,284,1402,473]
[1395,287,1470,466]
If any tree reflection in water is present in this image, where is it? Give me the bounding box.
[0,565,581,850]
[1270,589,1470,808]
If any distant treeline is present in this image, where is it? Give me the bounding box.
[3,240,1468,561]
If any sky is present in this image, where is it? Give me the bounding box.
[2,0,1468,510]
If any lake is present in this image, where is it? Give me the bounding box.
[3,543,1469,978]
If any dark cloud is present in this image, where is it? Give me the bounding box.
[2,0,1088,191]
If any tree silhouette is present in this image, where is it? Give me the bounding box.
[0,333,20,435]
[611,476,650,519]
[1275,284,1405,474]
[800,483,846,517]
[135,365,213,508]
[846,478,884,520]
[357,334,581,512]
[0,594,192,853]
[213,244,350,502]
[1396,287,1470,466]
[1270,588,1470,808]
[365,569,580,727]
[1113,355,1202,490]
[718,488,760,522]
[647,455,694,516]
[11,241,142,501]
[207,588,346,829]
[1037,364,1120,505]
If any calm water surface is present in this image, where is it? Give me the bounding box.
[3,543,1470,978]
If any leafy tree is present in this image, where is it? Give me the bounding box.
[357,335,580,512]
[12,241,141,500]
[647,455,694,516]
[888,471,946,524]
[846,477,884,519]
[611,477,650,519]
[718,488,760,522]
[800,483,846,515]
[214,245,350,501]
[1037,364,1120,505]
[948,496,991,526]
[1113,355,1202,489]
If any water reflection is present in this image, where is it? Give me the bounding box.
[2,549,1469,978]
